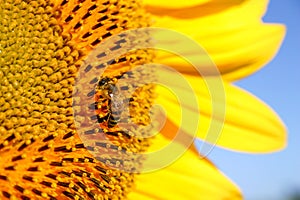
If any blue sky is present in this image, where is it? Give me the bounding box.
[208,1,300,200]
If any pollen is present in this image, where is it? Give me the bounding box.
[0,0,155,199]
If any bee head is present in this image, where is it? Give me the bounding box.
[98,77,111,86]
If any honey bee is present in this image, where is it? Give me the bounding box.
[95,77,125,128]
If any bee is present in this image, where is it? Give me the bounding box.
[95,77,125,128]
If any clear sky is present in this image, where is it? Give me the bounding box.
[208,1,300,200]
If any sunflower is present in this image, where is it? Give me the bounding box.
[0,0,286,200]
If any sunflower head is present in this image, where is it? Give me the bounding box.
[0,0,157,199]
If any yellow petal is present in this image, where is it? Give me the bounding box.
[155,70,287,153]
[148,0,268,23]
[155,24,285,81]
[143,0,210,9]
[128,134,242,200]
[148,0,286,80]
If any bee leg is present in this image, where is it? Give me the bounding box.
[97,113,110,123]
